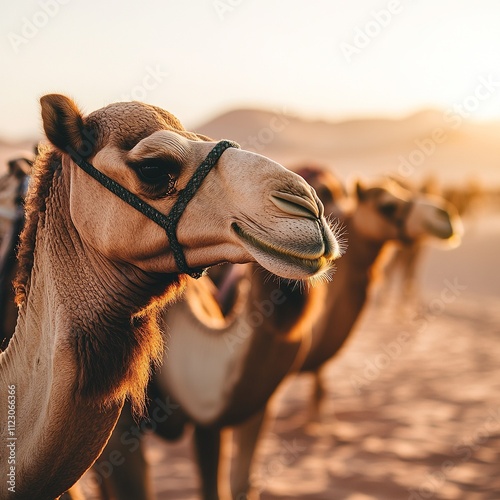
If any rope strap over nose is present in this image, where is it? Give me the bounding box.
[69,139,240,278]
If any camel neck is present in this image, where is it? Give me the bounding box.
[247,263,324,340]
[322,215,385,319]
[209,266,325,424]
[300,215,387,372]
[341,215,384,281]
[0,166,181,499]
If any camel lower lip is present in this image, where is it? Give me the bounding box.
[232,223,330,274]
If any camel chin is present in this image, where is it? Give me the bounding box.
[426,226,463,250]
[232,222,335,280]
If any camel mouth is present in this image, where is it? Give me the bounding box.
[424,212,463,242]
[425,220,463,248]
[232,222,334,278]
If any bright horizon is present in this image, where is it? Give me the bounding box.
[2,0,500,141]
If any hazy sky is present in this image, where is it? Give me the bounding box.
[2,0,500,140]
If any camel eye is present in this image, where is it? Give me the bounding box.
[138,164,167,181]
[379,202,397,217]
[131,158,180,198]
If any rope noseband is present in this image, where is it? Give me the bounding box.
[69,140,240,278]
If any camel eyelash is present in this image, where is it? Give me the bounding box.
[130,157,180,177]
[142,176,178,200]
[128,157,181,196]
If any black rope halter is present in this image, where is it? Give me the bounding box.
[68,140,240,279]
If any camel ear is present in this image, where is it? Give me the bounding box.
[355,180,366,201]
[40,94,91,156]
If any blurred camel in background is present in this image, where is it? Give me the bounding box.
[0,156,31,244]
[0,156,31,348]
[377,175,476,308]
[296,170,462,422]
[93,223,341,500]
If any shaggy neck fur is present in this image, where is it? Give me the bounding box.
[0,152,184,499]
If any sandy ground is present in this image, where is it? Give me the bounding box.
[79,207,500,499]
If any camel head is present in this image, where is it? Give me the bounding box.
[0,157,31,241]
[352,179,463,244]
[40,95,340,280]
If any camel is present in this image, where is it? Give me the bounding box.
[295,170,461,410]
[0,94,340,500]
[92,168,461,500]
[0,157,31,347]
[378,175,472,308]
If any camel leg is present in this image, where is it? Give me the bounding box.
[307,370,342,439]
[310,369,325,423]
[194,424,222,500]
[95,402,154,500]
[402,245,424,309]
[230,407,267,500]
[97,438,152,500]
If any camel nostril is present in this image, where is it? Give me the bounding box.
[270,191,320,219]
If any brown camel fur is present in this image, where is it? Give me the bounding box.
[0,95,339,500]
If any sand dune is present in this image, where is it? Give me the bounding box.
[196,108,500,185]
[3,106,500,186]
[3,107,500,185]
